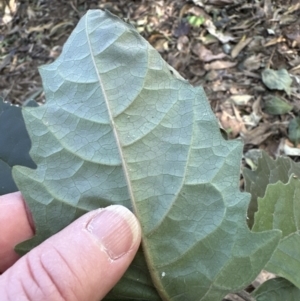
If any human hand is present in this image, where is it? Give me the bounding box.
[0,192,141,301]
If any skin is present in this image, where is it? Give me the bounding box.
[0,192,141,301]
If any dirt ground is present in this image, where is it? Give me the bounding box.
[0,0,300,160]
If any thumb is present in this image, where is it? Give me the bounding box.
[0,205,141,301]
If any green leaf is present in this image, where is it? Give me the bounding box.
[12,10,280,301]
[243,150,300,228]
[0,98,36,195]
[288,117,300,146]
[252,277,300,301]
[262,68,293,95]
[264,96,293,115]
[253,175,300,288]
[187,15,205,27]
[106,248,162,300]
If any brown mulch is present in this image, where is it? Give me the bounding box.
[0,0,300,160]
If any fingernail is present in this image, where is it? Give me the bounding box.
[86,205,140,260]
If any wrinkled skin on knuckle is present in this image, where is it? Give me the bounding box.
[12,249,80,301]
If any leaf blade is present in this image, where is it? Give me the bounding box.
[243,151,300,227]
[252,277,300,301]
[13,10,280,301]
[253,176,300,288]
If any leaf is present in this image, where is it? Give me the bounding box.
[204,19,234,43]
[243,150,300,227]
[187,15,205,27]
[0,98,36,195]
[231,36,252,59]
[106,248,162,301]
[262,68,293,95]
[253,175,300,288]
[264,96,293,115]
[192,43,227,62]
[288,117,300,146]
[230,95,252,106]
[283,142,300,157]
[252,277,300,301]
[12,10,280,301]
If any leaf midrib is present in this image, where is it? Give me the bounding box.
[85,11,138,214]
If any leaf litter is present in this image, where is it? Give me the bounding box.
[2,0,298,159]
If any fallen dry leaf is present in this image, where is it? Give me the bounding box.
[242,98,263,128]
[283,139,300,156]
[204,19,235,44]
[264,36,286,47]
[243,54,263,71]
[177,35,190,53]
[192,43,227,62]
[206,0,237,6]
[28,23,53,33]
[217,102,246,138]
[148,33,169,52]
[230,95,253,106]
[204,60,237,70]
[241,123,273,145]
[263,0,273,19]
[1,0,17,24]
[231,36,253,59]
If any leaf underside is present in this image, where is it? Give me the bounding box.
[13,10,280,301]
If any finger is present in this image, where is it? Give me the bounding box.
[0,192,34,273]
[0,205,141,301]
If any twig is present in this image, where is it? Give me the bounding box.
[236,291,256,301]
